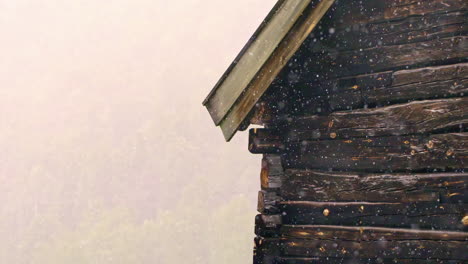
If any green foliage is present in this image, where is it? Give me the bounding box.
[29,195,255,264]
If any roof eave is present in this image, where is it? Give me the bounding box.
[202,0,288,106]
[203,0,336,141]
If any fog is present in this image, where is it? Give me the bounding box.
[0,0,275,262]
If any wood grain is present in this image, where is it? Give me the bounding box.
[293,63,468,115]
[280,201,467,230]
[280,238,467,260]
[281,170,468,203]
[280,225,468,241]
[288,98,467,140]
[295,36,467,81]
[275,258,466,264]
[285,133,467,172]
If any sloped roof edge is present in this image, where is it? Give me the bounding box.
[203,0,336,141]
[202,0,288,106]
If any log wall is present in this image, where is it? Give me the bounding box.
[252,0,468,263]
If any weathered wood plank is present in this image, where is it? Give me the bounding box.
[281,170,468,203]
[280,225,468,241]
[258,190,282,214]
[280,238,467,260]
[250,129,285,154]
[323,10,468,51]
[261,154,285,190]
[255,214,282,237]
[288,98,467,140]
[332,0,467,27]
[275,257,466,264]
[295,63,468,115]
[249,82,292,126]
[285,133,468,172]
[368,75,468,108]
[393,63,468,87]
[288,36,467,84]
[280,201,467,230]
[254,237,281,264]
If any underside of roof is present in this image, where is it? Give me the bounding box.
[202,0,336,141]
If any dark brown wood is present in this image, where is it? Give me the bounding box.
[280,201,467,230]
[295,63,468,115]
[250,101,275,126]
[250,129,285,154]
[281,170,468,203]
[275,257,466,264]
[204,0,468,261]
[285,133,467,172]
[288,36,467,85]
[255,214,282,237]
[279,238,467,260]
[258,190,282,214]
[367,71,468,107]
[253,255,276,264]
[261,155,284,190]
[254,236,281,264]
[393,63,467,87]
[324,10,468,51]
[332,0,467,27]
[280,225,468,241]
[288,98,467,140]
[251,1,468,262]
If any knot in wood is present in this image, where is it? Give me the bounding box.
[446,149,454,157]
[426,140,434,149]
[462,216,468,226]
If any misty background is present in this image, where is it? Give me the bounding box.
[0,0,276,263]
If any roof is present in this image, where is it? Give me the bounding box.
[202,0,336,141]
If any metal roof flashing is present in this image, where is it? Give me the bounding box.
[203,0,336,141]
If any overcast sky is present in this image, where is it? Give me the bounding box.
[0,0,276,263]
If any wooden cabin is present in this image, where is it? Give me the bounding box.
[203,0,468,263]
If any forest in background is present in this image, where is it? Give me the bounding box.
[0,0,276,262]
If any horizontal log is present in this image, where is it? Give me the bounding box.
[279,238,467,260]
[255,214,282,237]
[295,63,468,115]
[331,0,467,27]
[393,63,468,87]
[275,257,467,264]
[274,226,468,261]
[280,225,468,241]
[249,129,285,154]
[296,63,468,114]
[370,64,468,108]
[322,10,468,51]
[287,36,467,84]
[288,98,467,140]
[285,133,468,172]
[280,201,467,230]
[255,236,281,263]
[281,170,468,203]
